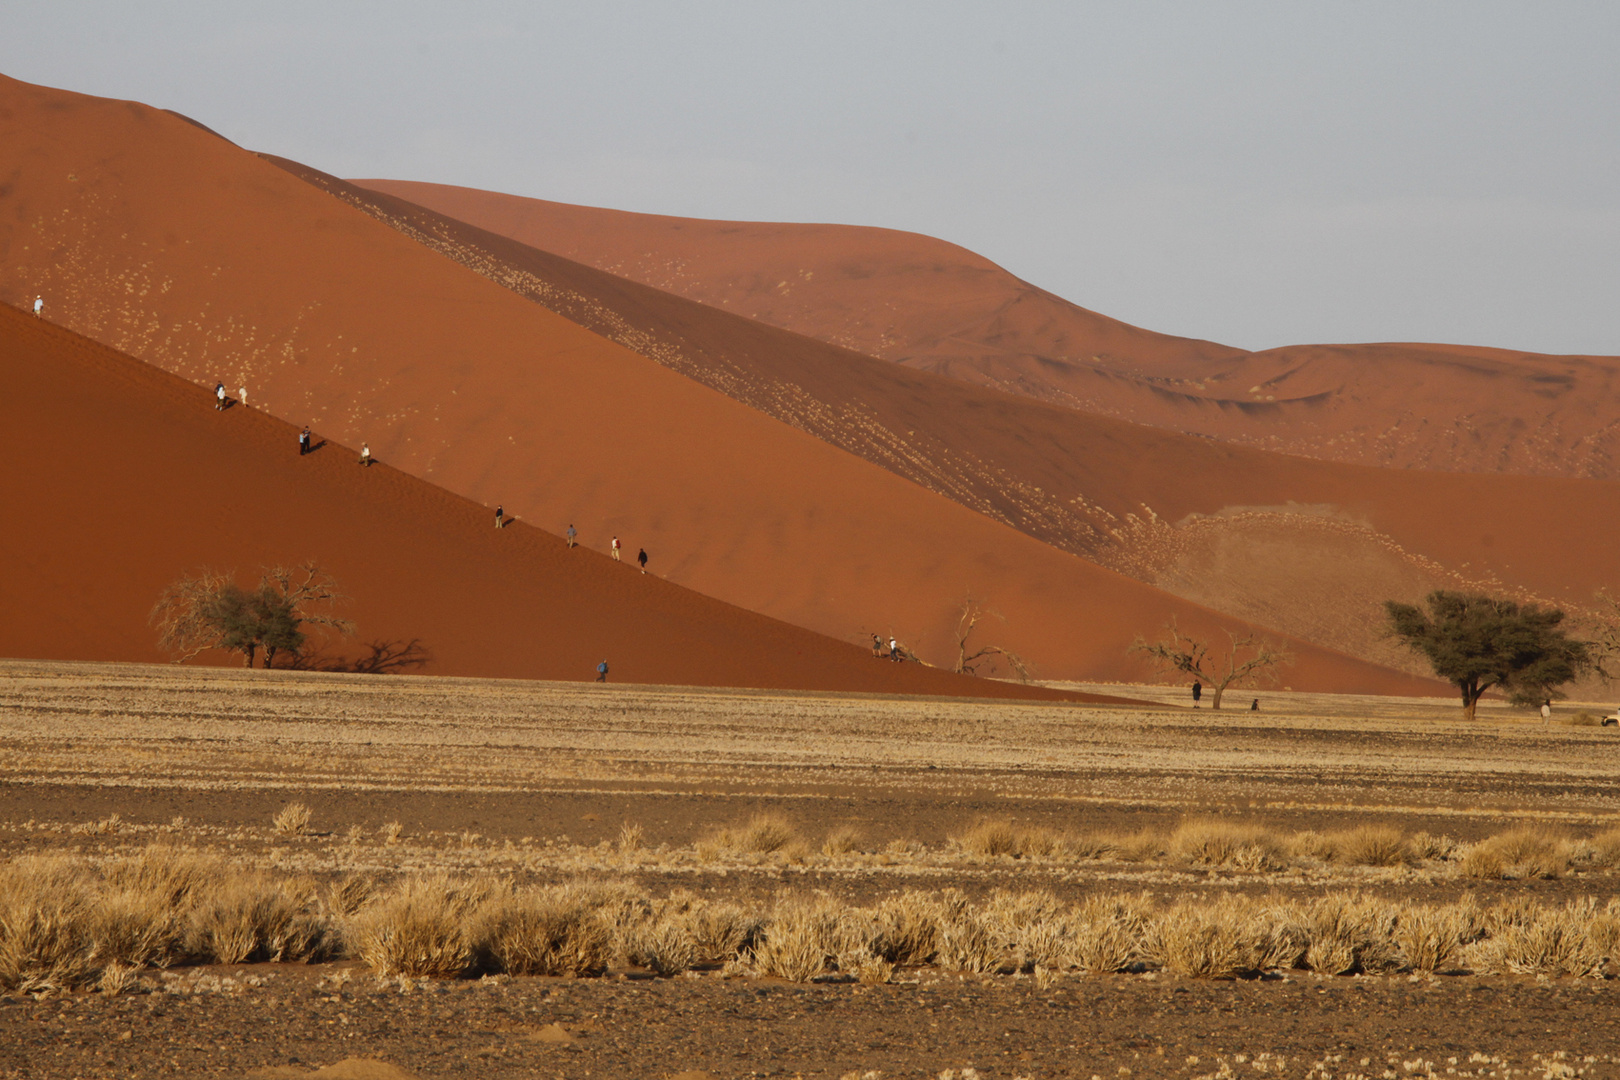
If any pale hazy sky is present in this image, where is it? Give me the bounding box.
[5,1,1617,354]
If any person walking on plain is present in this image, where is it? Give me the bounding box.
[637,548,648,573]
[595,660,609,683]
[1192,680,1203,708]
[359,443,371,467]
[215,382,227,411]
[33,297,42,317]
[566,524,577,548]
[1541,700,1552,724]
[611,536,621,561]
[298,427,311,456]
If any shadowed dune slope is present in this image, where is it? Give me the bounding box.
[300,167,1620,670]
[363,180,1620,481]
[0,303,1107,699]
[0,73,1436,692]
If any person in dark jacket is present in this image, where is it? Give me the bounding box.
[595,660,609,683]
[1192,680,1202,707]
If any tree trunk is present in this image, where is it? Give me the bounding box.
[1210,682,1225,710]
[1461,681,1480,721]
[243,644,256,667]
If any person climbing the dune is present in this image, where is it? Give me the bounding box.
[889,636,901,662]
[637,548,648,573]
[566,524,577,548]
[495,505,505,529]
[359,443,371,467]
[239,386,248,408]
[611,536,621,561]
[215,383,227,411]
[33,297,42,317]
[872,634,883,658]
[298,427,311,456]
[595,660,609,683]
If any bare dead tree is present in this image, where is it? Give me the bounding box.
[1130,617,1293,709]
[150,568,233,662]
[260,562,356,639]
[953,596,1033,683]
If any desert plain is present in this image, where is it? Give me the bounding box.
[3,659,1620,1079]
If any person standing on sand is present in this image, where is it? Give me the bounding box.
[298,427,311,456]
[359,443,371,467]
[595,660,609,683]
[495,505,505,529]
[33,297,42,317]
[239,386,248,408]
[1251,698,1260,712]
[215,382,227,410]
[1541,700,1552,724]
[1192,680,1202,708]
[889,636,901,662]
[611,536,621,561]
[872,634,883,659]
[637,548,648,573]
[566,524,577,548]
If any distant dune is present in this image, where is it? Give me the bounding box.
[299,166,1620,673]
[0,73,1434,692]
[362,181,1620,481]
[0,302,1120,700]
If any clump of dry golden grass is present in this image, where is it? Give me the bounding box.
[1170,820,1288,872]
[1460,827,1571,880]
[272,801,312,837]
[699,813,808,862]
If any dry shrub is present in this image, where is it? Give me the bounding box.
[185,873,327,965]
[957,819,1019,858]
[707,813,799,856]
[753,899,844,982]
[1460,827,1570,880]
[684,902,760,963]
[1148,896,1300,978]
[1585,827,1620,868]
[1170,820,1288,872]
[1466,899,1604,976]
[1409,832,1456,862]
[1301,895,1400,974]
[869,890,942,966]
[346,874,479,978]
[1328,825,1412,867]
[0,856,96,993]
[472,883,614,977]
[1109,829,1166,863]
[326,876,374,919]
[272,801,312,837]
[1396,904,1468,973]
[1566,712,1602,727]
[616,823,644,853]
[822,826,863,857]
[1067,896,1147,974]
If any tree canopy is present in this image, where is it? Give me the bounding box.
[1384,591,1591,719]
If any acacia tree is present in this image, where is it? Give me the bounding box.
[152,562,354,667]
[1130,618,1292,709]
[1385,591,1590,719]
[953,597,1032,682]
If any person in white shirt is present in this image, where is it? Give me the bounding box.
[33,297,42,317]
[611,536,621,561]
[215,383,227,410]
[359,443,372,467]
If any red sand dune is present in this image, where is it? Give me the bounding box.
[0,73,1432,693]
[291,167,1620,671]
[0,302,1111,700]
[362,181,1620,481]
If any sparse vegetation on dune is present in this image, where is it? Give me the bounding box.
[8,846,1620,993]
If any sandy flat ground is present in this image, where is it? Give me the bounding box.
[4,659,1620,1078]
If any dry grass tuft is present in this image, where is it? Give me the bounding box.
[616,822,644,853]
[822,825,863,857]
[706,813,800,857]
[271,801,312,837]
[1170,820,1288,872]
[1148,896,1300,979]
[957,818,1019,858]
[1466,899,1604,976]
[1460,827,1570,880]
[346,874,478,978]
[1326,825,1412,867]
[472,883,612,977]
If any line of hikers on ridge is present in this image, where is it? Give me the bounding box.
[210,376,650,684]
